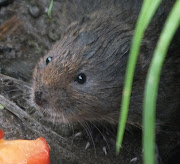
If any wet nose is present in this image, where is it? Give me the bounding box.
[34,91,43,106]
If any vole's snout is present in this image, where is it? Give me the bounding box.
[34,90,45,106]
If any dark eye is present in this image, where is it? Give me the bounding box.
[75,73,86,84]
[46,57,53,65]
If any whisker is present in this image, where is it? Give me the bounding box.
[83,121,97,156]
[90,122,110,149]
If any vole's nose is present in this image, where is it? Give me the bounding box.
[34,91,44,106]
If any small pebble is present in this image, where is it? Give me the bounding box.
[28,6,41,18]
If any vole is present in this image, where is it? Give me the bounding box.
[32,1,180,160]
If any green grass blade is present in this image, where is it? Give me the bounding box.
[116,0,162,153]
[143,1,180,164]
[48,0,54,18]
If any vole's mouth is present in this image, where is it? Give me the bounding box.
[33,92,71,123]
[39,107,77,124]
[34,98,48,107]
[33,90,49,107]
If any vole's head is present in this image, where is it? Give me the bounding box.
[32,13,136,124]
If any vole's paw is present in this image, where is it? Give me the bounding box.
[74,123,116,155]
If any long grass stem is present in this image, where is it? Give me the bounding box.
[48,0,54,18]
[143,1,180,164]
[116,0,161,153]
